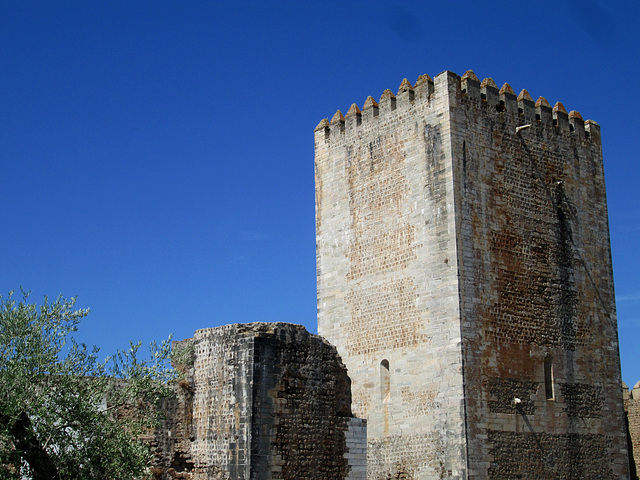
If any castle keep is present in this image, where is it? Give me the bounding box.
[314,70,628,479]
[149,69,632,480]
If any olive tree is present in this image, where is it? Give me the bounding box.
[0,290,176,480]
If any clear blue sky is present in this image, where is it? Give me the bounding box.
[1,1,639,387]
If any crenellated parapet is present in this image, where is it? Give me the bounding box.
[315,70,600,144]
[458,69,600,142]
[314,75,433,138]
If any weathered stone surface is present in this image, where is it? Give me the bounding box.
[152,323,365,480]
[315,70,628,479]
[315,71,469,480]
[625,382,640,479]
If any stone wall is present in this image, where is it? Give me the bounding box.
[625,381,640,479]
[315,74,467,480]
[451,70,628,479]
[152,323,365,480]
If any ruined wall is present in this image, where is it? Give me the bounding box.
[248,323,354,479]
[152,340,197,478]
[449,70,628,479]
[315,74,467,480]
[152,323,364,480]
[625,382,640,479]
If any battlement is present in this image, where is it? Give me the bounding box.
[315,70,600,143]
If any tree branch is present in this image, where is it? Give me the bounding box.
[1,411,60,480]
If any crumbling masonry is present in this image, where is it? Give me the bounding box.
[152,323,366,479]
[152,69,632,480]
[625,382,640,479]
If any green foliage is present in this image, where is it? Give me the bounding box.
[170,340,195,372]
[0,290,176,480]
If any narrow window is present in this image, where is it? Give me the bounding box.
[544,356,554,400]
[380,359,390,402]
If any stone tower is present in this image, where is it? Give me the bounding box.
[314,70,629,479]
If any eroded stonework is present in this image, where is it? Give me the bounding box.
[151,323,366,480]
[624,382,640,479]
[315,70,629,479]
